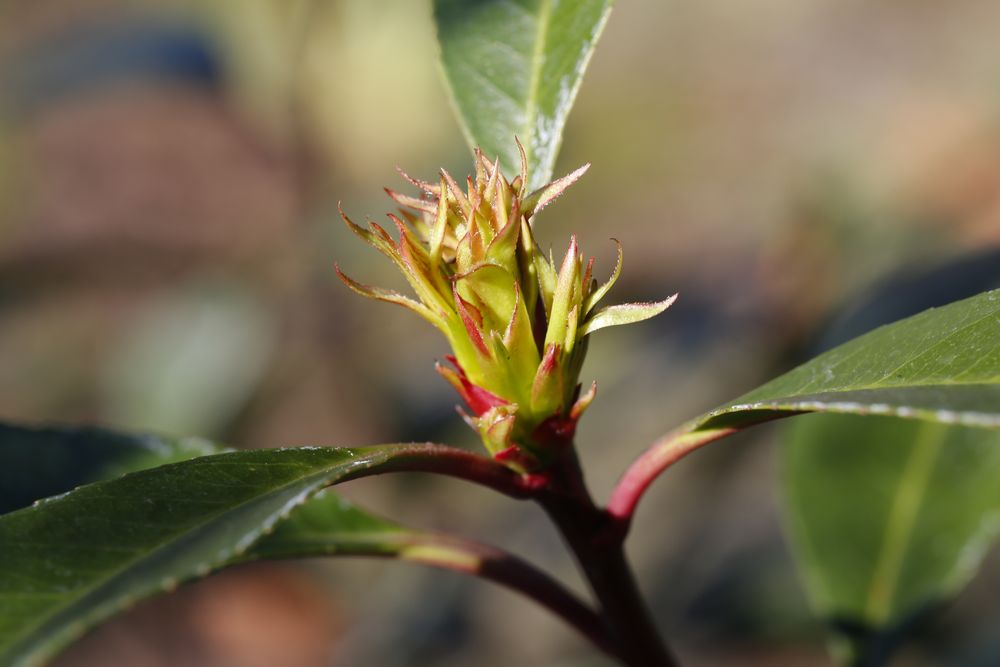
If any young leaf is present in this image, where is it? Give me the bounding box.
[434,0,613,191]
[782,414,1000,666]
[610,289,1000,520]
[580,295,678,336]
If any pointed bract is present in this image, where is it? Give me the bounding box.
[523,163,591,218]
[580,294,679,336]
[570,381,598,421]
[531,343,564,419]
[585,239,623,314]
[335,264,445,331]
[544,236,580,350]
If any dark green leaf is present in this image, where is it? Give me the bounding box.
[612,290,1000,520]
[699,289,1000,431]
[0,445,456,667]
[434,0,613,190]
[0,423,218,516]
[0,425,411,566]
[782,414,1000,665]
[1,427,545,665]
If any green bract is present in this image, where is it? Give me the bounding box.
[338,145,675,469]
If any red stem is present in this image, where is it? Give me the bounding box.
[539,449,681,667]
[607,427,736,526]
[242,528,614,656]
[406,534,617,656]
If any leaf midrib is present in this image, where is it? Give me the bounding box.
[863,423,947,624]
[521,0,553,170]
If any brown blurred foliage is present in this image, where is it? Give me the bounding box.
[2,0,1000,665]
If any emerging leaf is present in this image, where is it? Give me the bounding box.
[581,295,678,336]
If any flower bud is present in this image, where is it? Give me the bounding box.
[337,142,676,471]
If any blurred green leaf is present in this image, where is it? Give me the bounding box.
[101,282,275,438]
[0,443,461,667]
[0,423,218,516]
[698,289,1000,431]
[434,0,613,191]
[783,414,1000,666]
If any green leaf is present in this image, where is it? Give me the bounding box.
[1,426,559,666]
[0,444,489,667]
[699,289,1000,431]
[782,414,1000,665]
[610,290,1000,520]
[434,0,613,191]
[237,489,412,562]
[0,423,416,563]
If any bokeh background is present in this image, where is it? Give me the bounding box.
[3,1,1000,665]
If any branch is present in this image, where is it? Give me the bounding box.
[399,534,614,656]
[537,449,681,667]
[240,528,613,656]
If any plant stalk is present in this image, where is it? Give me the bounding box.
[338,441,680,663]
[242,527,614,656]
[539,449,680,667]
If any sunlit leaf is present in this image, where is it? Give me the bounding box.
[696,289,1000,432]
[614,290,1000,520]
[0,441,511,667]
[434,0,613,191]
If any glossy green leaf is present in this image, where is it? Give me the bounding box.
[0,423,415,562]
[699,289,1000,431]
[783,414,1000,666]
[0,445,485,667]
[434,0,613,191]
[1,426,569,666]
[611,290,1000,520]
[0,423,407,565]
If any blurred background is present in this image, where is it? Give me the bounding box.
[2,0,1000,665]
